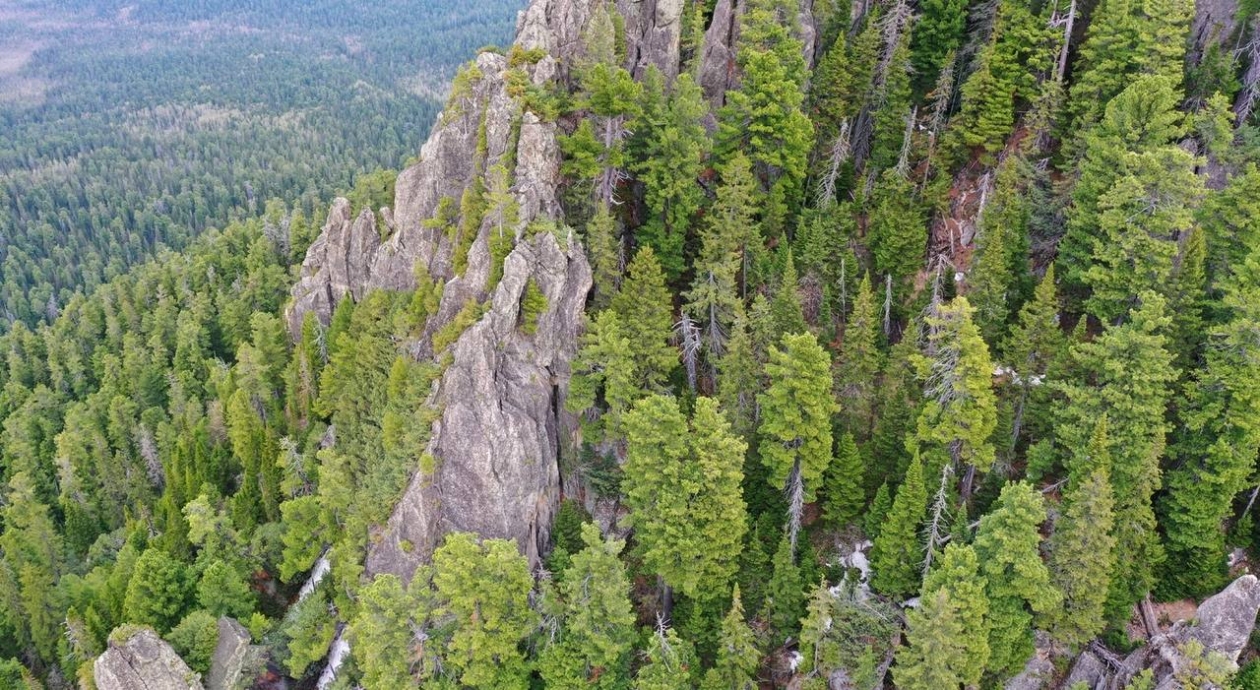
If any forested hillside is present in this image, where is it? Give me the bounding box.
[2,0,1260,688]
[0,0,522,330]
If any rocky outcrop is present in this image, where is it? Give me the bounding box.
[366,231,591,579]
[205,618,257,690]
[618,0,686,80]
[1064,575,1260,690]
[94,629,203,690]
[288,0,597,577]
[698,0,819,107]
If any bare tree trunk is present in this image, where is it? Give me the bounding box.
[787,459,806,555]
[659,577,674,624]
[1055,0,1077,84]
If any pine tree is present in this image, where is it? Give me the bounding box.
[758,332,837,541]
[1081,145,1204,323]
[623,395,747,601]
[894,543,990,689]
[824,432,866,528]
[973,482,1060,677]
[914,297,999,483]
[431,533,536,690]
[351,575,424,689]
[1159,245,1260,599]
[1054,292,1175,622]
[870,453,928,597]
[611,246,678,390]
[1199,165,1260,285]
[1050,462,1117,649]
[539,524,637,689]
[765,533,805,639]
[702,586,761,690]
[836,272,883,439]
[635,623,698,690]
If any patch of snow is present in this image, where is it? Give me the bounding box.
[316,632,350,690]
[298,552,331,603]
[788,650,805,672]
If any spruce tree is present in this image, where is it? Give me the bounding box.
[351,575,424,689]
[568,310,639,441]
[870,453,928,597]
[1199,164,1260,285]
[865,481,894,540]
[1001,266,1066,448]
[894,543,990,689]
[623,395,748,601]
[1050,460,1117,649]
[702,586,761,690]
[539,524,637,689]
[823,432,866,529]
[973,482,1060,677]
[717,308,763,438]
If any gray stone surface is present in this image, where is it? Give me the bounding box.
[205,618,252,690]
[290,0,596,580]
[94,629,203,690]
[1189,573,1260,663]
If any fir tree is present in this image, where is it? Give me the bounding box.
[765,533,805,639]
[1159,245,1260,598]
[568,310,639,441]
[836,272,883,439]
[867,170,927,290]
[1050,462,1117,649]
[585,203,623,310]
[611,246,678,390]
[623,396,748,602]
[1054,292,1175,622]
[870,453,928,597]
[635,623,698,690]
[973,482,1060,677]
[824,432,866,528]
[894,543,990,689]
[702,586,761,690]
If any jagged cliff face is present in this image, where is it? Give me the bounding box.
[288,0,754,577]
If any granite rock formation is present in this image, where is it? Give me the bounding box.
[94,629,203,690]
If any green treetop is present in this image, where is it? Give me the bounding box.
[973,482,1061,677]
[895,543,990,689]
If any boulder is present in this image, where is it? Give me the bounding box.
[1188,573,1260,663]
[94,628,203,690]
[205,618,254,690]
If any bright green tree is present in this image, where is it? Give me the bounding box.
[870,453,928,597]
[635,623,697,690]
[431,534,535,690]
[568,310,640,441]
[611,246,678,390]
[913,297,999,482]
[765,534,805,639]
[973,482,1061,677]
[197,560,253,620]
[539,524,637,689]
[350,574,425,689]
[894,543,990,689]
[122,548,188,633]
[623,395,747,601]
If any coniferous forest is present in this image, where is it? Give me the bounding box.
[2,0,1260,688]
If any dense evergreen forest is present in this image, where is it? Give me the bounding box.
[0,0,522,330]
[2,0,1260,688]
